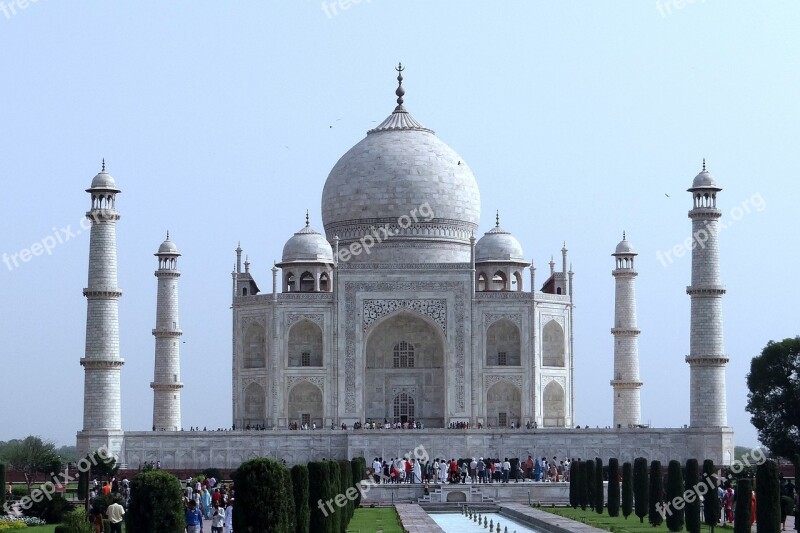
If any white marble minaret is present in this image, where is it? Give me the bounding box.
[150,233,183,431]
[610,233,643,428]
[77,160,124,457]
[686,161,728,427]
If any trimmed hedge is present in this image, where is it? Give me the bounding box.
[702,459,720,531]
[125,470,186,533]
[633,457,649,524]
[648,460,664,526]
[291,464,310,533]
[733,478,752,533]
[569,460,580,509]
[684,459,701,533]
[621,461,633,519]
[350,458,365,508]
[338,459,353,530]
[665,460,684,531]
[594,458,604,514]
[0,463,5,510]
[585,458,595,511]
[607,458,620,517]
[326,461,341,533]
[756,459,781,533]
[308,461,333,533]
[233,457,295,533]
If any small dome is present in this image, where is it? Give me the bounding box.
[614,234,636,255]
[281,223,334,264]
[91,171,117,189]
[475,223,525,263]
[156,233,180,255]
[691,169,718,189]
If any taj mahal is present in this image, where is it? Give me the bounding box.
[76,66,734,469]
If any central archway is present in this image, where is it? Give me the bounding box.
[365,312,445,427]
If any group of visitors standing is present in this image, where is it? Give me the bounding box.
[183,477,234,532]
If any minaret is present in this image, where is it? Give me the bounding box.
[686,161,728,427]
[78,160,124,455]
[610,232,643,428]
[150,233,183,431]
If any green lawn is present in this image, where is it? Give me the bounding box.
[347,507,404,533]
[541,506,734,533]
[19,527,58,533]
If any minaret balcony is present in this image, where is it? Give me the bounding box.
[610,327,640,335]
[688,208,722,219]
[685,285,726,296]
[685,355,729,365]
[610,379,643,387]
[150,382,184,391]
[152,328,183,337]
[83,289,123,298]
[80,358,125,368]
[85,209,120,221]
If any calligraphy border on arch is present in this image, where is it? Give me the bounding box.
[362,299,446,333]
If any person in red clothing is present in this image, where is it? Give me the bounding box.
[101,482,111,496]
[211,488,221,505]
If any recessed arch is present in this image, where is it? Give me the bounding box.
[288,319,323,367]
[486,319,520,366]
[542,381,565,427]
[486,381,521,428]
[299,271,315,292]
[542,320,565,367]
[477,272,487,292]
[287,381,323,428]
[492,271,507,291]
[243,323,266,368]
[243,382,266,425]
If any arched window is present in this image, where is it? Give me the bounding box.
[393,341,415,368]
[286,272,295,292]
[319,272,330,292]
[513,271,523,292]
[492,271,507,291]
[299,272,314,292]
[477,273,487,292]
[393,393,415,423]
[542,320,565,367]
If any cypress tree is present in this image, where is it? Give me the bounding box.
[125,470,185,533]
[594,457,604,514]
[326,461,341,533]
[648,460,664,526]
[291,464,310,533]
[608,458,620,517]
[621,461,633,519]
[308,461,333,533]
[756,459,781,533]
[665,459,685,531]
[633,457,649,523]
[585,458,596,511]
[351,458,364,508]
[569,460,580,509]
[338,459,354,530]
[702,459,720,532]
[684,459,701,533]
[579,460,589,510]
[232,457,295,533]
[733,478,753,533]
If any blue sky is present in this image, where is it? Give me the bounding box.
[1,1,798,449]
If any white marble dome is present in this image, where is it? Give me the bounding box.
[157,235,180,255]
[321,104,481,263]
[88,170,119,191]
[475,224,525,263]
[614,235,636,255]
[691,168,718,189]
[282,223,334,264]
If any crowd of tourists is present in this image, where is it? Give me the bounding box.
[368,455,572,485]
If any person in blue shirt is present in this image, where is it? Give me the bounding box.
[185,500,204,533]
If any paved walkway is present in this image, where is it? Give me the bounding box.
[395,503,446,532]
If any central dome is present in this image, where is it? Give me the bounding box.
[321,79,480,264]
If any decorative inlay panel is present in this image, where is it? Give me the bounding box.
[344,281,466,412]
[541,314,565,327]
[363,299,446,332]
[286,376,325,390]
[390,386,417,397]
[484,313,522,328]
[485,374,523,390]
[286,313,324,328]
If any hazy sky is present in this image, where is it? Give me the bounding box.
[1,1,797,449]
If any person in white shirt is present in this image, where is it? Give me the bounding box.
[224,499,234,532]
[372,458,382,483]
[210,502,225,533]
[106,498,125,533]
[412,459,422,484]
